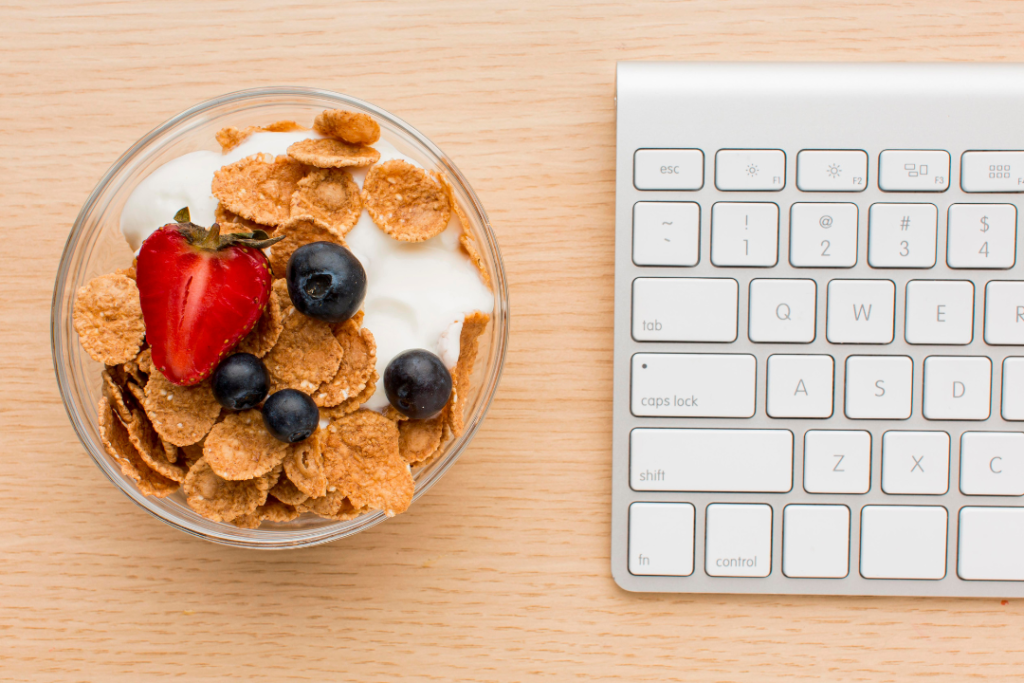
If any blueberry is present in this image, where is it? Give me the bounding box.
[262,389,320,443]
[383,349,453,419]
[286,241,366,323]
[211,353,270,411]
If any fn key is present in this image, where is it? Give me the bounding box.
[628,503,695,576]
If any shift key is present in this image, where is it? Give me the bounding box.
[631,353,756,417]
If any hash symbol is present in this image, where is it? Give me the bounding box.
[900,216,911,230]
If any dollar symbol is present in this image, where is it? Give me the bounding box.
[981,216,990,232]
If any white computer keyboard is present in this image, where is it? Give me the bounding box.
[612,63,1024,596]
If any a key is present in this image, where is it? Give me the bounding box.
[984,281,1024,345]
[922,356,991,420]
[715,149,786,191]
[960,151,1024,192]
[803,430,872,494]
[904,280,974,345]
[631,277,738,342]
[947,203,1017,269]
[844,356,913,420]
[958,507,1024,580]
[860,506,948,580]
[630,429,793,492]
[796,150,868,192]
[782,505,850,578]
[710,202,779,266]
[959,432,1024,496]
[632,202,701,266]
[1002,358,1024,421]
[631,353,756,417]
[826,279,895,344]
[868,203,938,268]
[878,150,951,192]
[748,279,816,343]
[789,202,859,268]
[766,354,834,418]
[705,504,773,577]
[628,503,695,576]
[633,149,704,190]
[881,431,950,495]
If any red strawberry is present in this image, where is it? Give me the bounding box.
[136,209,283,386]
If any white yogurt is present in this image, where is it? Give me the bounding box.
[119,132,492,411]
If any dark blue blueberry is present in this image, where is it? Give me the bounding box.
[286,241,366,324]
[262,389,319,443]
[383,349,452,419]
[211,353,270,411]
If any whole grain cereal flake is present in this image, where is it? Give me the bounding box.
[102,368,135,425]
[315,321,376,407]
[215,120,306,152]
[203,410,291,481]
[264,310,344,394]
[320,410,413,517]
[319,368,378,418]
[398,415,445,464]
[447,311,490,438]
[290,168,363,237]
[362,160,451,242]
[126,408,189,483]
[98,399,179,498]
[259,497,301,523]
[73,273,146,365]
[287,138,380,168]
[434,171,490,285]
[282,430,327,499]
[270,475,310,506]
[235,283,285,358]
[142,371,222,447]
[215,202,270,232]
[212,153,306,227]
[313,109,380,145]
[183,458,271,523]
[268,217,348,280]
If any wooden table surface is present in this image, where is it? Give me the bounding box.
[5,1,1024,680]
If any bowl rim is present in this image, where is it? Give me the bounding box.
[51,86,510,549]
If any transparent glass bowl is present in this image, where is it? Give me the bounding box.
[51,87,509,549]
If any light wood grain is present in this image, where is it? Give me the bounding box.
[4,1,1024,680]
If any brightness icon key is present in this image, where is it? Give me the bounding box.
[715,149,786,191]
[797,150,867,191]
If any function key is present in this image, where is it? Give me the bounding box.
[715,149,786,191]
[628,503,695,576]
[878,150,950,191]
[961,151,1024,192]
[796,150,868,192]
[633,149,704,191]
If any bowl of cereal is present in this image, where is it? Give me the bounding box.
[52,87,508,548]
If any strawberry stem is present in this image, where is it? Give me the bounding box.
[174,207,191,223]
[203,223,222,250]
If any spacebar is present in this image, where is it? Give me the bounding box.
[631,429,794,492]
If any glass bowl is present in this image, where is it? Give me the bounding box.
[51,87,509,549]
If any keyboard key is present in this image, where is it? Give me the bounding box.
[631,353,756,417]
[961,151,1024,192]
[705,504,773,577]
[984,281,1024,345]
[632,202,700,266]
[1002,358,1024,420]
[947,203,1017,269]
[783,505,850,578]
[867,203,938,268]
[710,202,779,266]
[904,280,974,345]
[923,356,991,420]
[797,150,868,192]
[715,149,786,191]
[958,507,1024,581]
[633,149,704,190]
[845,356,913,420]
[878,150,950,192]
[960,432,1024,496]
[789,202,859,268]
[632,278,738,342]
[826,279,895,344]
[628,503,695,576]
[881,431,950,495]
[860,506,947,580]
[748,279,816,343]
[803,430,872,494]
[767,354,834,418]
[630,429,793,492]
